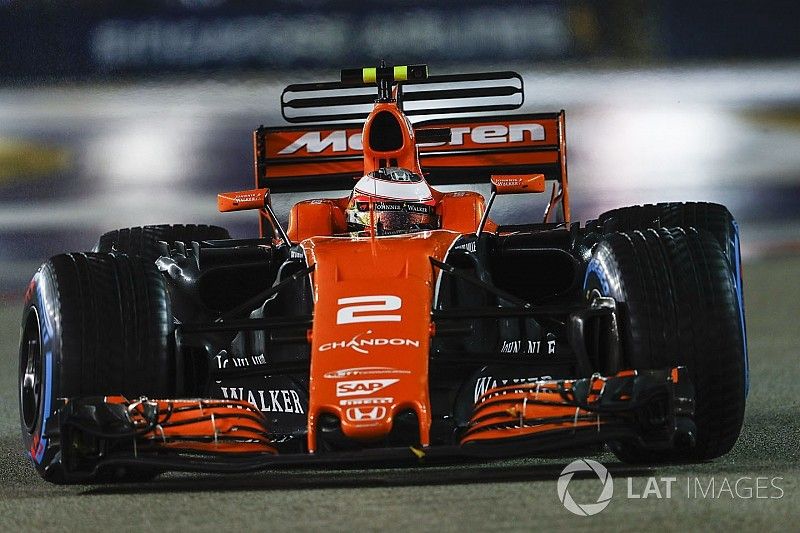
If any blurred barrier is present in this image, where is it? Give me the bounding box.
[2,0,798,83]
[0,1,571,81]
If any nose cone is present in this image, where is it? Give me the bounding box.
[302,231,461,451]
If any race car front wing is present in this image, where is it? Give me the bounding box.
[39,367,694,482]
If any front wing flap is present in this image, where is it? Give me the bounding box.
[461,367,695,455]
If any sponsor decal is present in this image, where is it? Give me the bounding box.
[336,379,399,397]
[474,375,551,402]
[277,123,546,155]
[278,130,363,155]
[219,386,305,414]
[357,202,434,214]
[336,295,402,324]
[420,123,546,146]
[231,192,262,204]
[323,367,411,379]
[492,177,526,188]
[214,350,267,369]
[345,406,387,422]
[454,241,477,253]
[319,331,420,354]
[499,339,557,355]
[339,397,394,406]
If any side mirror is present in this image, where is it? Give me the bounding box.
[415,127,451,145]
[477,174,547,235]
[490,174,546,195]
[217,188,270,212]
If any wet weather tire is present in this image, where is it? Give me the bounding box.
[19,253,173,482]
[584,228,745,462]
[96,224,231,263]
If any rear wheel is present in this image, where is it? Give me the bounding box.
[20,253,174,482]
[95,224,231,263]
[584,228,745,461]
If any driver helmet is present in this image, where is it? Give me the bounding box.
[346,167,439,235]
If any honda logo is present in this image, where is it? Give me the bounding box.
[345,406,387,422]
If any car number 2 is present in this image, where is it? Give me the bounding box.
[336,295,402,324]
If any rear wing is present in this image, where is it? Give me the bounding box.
[254,112,567,189]
[253,111,569,217]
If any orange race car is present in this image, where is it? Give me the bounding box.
[18,63,747,482]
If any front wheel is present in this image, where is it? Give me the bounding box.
[596,201,748,395]
[20,253,174,482]
[584,228,745,462]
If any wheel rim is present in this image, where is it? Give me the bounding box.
[20,307,42,433]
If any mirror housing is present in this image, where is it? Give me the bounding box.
[218,188,270,212]
[415,127,451,144]
[490,174,546,195]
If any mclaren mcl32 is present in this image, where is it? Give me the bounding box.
[18,63,747,482]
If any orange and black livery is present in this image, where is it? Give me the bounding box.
[18,62,747,482]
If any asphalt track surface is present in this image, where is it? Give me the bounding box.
[0,256,797,532]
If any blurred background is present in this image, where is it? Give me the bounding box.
[1,0,799,299]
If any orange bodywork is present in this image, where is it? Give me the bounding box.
[232,76,572,450]
[300,230,460,452]
[362,103,423,175]
[287,198,349,241]
[285,190,493,241]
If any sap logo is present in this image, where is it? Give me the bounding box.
[279,131,362,155]
[336,379,399,397]
[345,406,387,422]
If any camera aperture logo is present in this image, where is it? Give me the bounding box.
[557,459,614,516]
